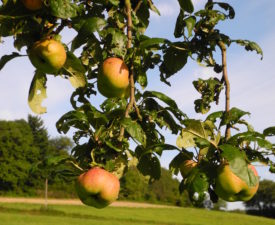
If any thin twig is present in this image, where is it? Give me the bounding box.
[69,161,84,171]
[134,0,143,13]
[218,41,231,140]
[170,44,187,51]
[134,101,142,121]
[55,20,70,35]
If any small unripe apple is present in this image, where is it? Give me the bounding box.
[180,160,197,178]
[75,167,120,208]
[97,57,130,98]
[28,38,67,74]
[215,164,259,202]
[21,0,43,10]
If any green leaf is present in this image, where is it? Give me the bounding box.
[184,16,196,37]
[193,78,223,114]
[139,143,179,158]
[49,0,79,19]
[140,38,166,49]
[169,151,193,175]
[178,0,194,13]
[270,165,275,173]
[216,2,235,19]
[137,154,161,180]
[143,91,178,109]
[28,71,47,114]
[102,28,127,57]
[156,110,181,134]
[109,0,120,6]
[206,111,223,123]
[136,71,147,89]
[176,130,196,148]
[221,107,250,126]
[121,118,146,147]
[106,141,122,152]
[71,17,106,51]
[263,126,275,137]
[174,10,185,38]
[219,144,258,187]
[148,1,160,15]
[228,131,273,150]
[0,52,22,71]
[160,45,188,80]
[63,52,87,88]
[56,110,89,134]
[136,2,150,30]
[182,119,217,148]
[184,168,209,206]
[233,39,263,60]
[44,155,70,167]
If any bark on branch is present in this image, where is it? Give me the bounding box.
[119,0,137,140]
[218,41,231,140]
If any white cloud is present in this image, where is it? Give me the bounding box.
[150,0,178,19]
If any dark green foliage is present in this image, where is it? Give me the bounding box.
[27,115,49,160]
[0,119,39,193]
[193,78,223,114]
[0,52,23,71]
[245,180,275,218]
[0,117,75,197]
[120,166,192,207]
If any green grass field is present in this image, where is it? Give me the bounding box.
[0,202,274,225]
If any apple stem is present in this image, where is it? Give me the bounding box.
[218,41,231,140]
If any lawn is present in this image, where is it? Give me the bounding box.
[0,202,274,225]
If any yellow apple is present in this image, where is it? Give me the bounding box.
[97,57,130,98]
[28,38,67,74]
[215,164,259,202]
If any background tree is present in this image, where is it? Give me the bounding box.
[27,114,50,188]
[0,119,40,194]
[244,180,275,218]
[0,117,75,198]
[120,166,192,207]
[28,115,74,206]
[27,114,49,155]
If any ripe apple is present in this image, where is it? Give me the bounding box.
[180,160,197,178]
[75,167,120,208]
[215,164,259,202]
[97,57,130,98]
[28,38,67,74]
[21,0,43,10]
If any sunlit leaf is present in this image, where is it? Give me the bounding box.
[0,52,22,71]
[121,118,146,147]
[63,52,87,88]
[28,71,47,114]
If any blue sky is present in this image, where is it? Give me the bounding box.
[0,0,274,207]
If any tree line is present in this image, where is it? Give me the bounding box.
[0,115,75,197]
